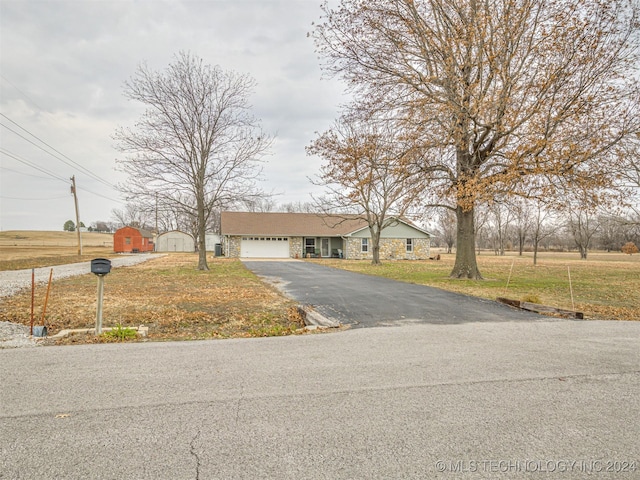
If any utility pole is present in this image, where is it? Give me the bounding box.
[155,191,158,234]
[70,175,83,255]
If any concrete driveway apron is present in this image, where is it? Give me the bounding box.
[243,260,548,327]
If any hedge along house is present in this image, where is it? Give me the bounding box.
[113,226,154,253]
[155,230,195,252]
[220,211,431,260]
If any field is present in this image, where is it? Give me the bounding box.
[0,230,114,270]
[313,250,640,321]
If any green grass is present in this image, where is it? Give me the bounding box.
[313,252,640,321]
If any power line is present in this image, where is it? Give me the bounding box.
[0,195,69,201]
[0,74,46,112]
[0,148,125,204]
[0,165,55,181]
[0,148,69,183]
[0,113,117,189]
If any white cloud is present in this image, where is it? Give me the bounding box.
[0,0,345,230]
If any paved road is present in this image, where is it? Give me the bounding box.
[243,260,546,326]
[1,321,639,479]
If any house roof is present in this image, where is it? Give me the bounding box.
[221,212,370,236]
[220,211,431,237]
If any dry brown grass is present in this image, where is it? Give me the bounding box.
[1,254,305,345]
[0,230,114,270]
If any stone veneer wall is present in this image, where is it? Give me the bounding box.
[288,237,303,258]
[346,238,430,260]
[225,236,241,257]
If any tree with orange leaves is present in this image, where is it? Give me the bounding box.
[307,110,425,264]
[313,0,640,278]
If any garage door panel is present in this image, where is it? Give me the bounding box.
[241,237,289,258]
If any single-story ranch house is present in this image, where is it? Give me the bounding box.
[220,211,431,260]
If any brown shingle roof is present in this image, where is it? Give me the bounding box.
[221,212,370,236]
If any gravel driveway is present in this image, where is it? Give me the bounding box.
[0,254,161,299]
[0,254,162,348]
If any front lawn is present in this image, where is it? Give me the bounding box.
[0,254,305,344]
[312,251,640,321]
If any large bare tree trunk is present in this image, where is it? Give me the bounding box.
[196,190,209,271]
[450,207,482,279]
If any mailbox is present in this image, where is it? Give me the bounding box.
[91,258,112,276]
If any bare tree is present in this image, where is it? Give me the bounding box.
[279,201,316,213]
[530,200,559,265]
[308,110,424,264]
[314,0,640,278]
[243,197,277,213]
[487,201,513,256]
[114,52,271,270]
[508,198,533,256]
[436,208,456,254]
[563,197,602,260]
[110,204,153,230]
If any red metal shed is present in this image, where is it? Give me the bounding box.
[113,226,154,253]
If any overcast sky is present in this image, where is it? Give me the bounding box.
[0,0,347,231]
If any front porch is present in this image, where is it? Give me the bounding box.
[302,236,344,258]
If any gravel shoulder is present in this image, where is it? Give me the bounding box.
[0,254,162,348]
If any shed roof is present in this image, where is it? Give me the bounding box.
[116,226,154,238]
[157,230,193,239]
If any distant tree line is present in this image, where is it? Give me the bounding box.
[429,198,640,263]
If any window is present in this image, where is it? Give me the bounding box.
[406,238,413,253]
[305,237,316,254]
[361,238,369,253]
[125,237,131,245]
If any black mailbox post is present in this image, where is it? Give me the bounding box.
[91,258,111,335]
[91,258,111,276]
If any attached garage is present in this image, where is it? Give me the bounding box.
[240,237,290,258]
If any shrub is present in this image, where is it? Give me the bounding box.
[621,242,639,255]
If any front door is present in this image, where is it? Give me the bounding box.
[321,238,330,257]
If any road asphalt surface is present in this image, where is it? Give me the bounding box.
[242,260,546,327]
[2,320,639,479]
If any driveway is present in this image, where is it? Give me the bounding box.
[243,260,547,326]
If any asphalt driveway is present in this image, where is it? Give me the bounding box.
[243,260,548,327]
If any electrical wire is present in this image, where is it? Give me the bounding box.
[0,165,55,181]
[0,148,125,204]
[0,113,117,189]
[0,195,69,201]
[0,148,69,183]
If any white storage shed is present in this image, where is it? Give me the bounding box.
[156,230,195,252]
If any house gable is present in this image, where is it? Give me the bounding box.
[347,219,431,239]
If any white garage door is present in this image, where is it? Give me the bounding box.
[240,237,290,258]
